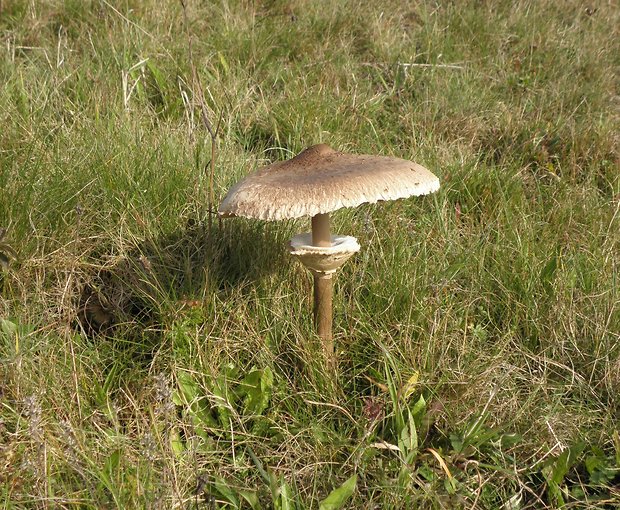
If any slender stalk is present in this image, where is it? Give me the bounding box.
[314,274,333,354]
[181,0,219,235]
[311,213,333,355]
[209,140,215,232]
[311,213,331,247]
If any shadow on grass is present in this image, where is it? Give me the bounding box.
[77,217,288,343]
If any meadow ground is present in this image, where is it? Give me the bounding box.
[0,0,619,508]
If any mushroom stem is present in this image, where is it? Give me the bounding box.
[311,213,333,355]
[311,213,331,247]
[314,274,333,353]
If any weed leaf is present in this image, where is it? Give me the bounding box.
[543,442,586,507]
[279,481,294,510]
[319,475,357,510]
[213,476,240,508]
[174,371,199,405]
[239,367,274,415]
[239,489,261,510]
[104,449,121,477]
[399,409,418,455]
[1,318,17,338]
[169,427,185,455]
[410,394,426,422]
[540,252,559,296]
[402,371,419,400]
[585,448,617,485]
[218,52,230,75]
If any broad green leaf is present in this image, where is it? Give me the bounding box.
[550,443,585,484]
[189,404,218,429]
[543,442,586,506]
[104,449,122,481]
[585,450,604,476]
[146,60,167,100]
[418,463,436,482]
[240,367,274,415]
[269,471,280,504]
[402,372,419,401]
[170,427,185,455]
[280,480,294,510]
[501,433,522,448]
[450,433,464,454]
[585,448,617,485]
[239,490,261,510]
[174,371,199,405]
[463,412,492,446]
[546,480,564,508]
[410,394,426,423]
[208,364,239,427]
[393,64,406,91]
[218,52,230,74]
[213,476,240,508]
[319,475,357,510]
[1,318,17,337]
[444,475,457,494]
[398,409,418,455]
[540,252,559,296]
[212,375,233,427]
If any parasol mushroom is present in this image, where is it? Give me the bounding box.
[218,144,439,356]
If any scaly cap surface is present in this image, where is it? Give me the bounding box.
[218,144,439,220]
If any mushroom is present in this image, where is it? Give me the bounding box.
[218,144,439,356]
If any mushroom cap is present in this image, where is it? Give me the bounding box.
[218,144,440,221]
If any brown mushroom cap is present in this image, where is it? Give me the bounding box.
[218,144,440,221]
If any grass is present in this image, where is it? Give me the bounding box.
[0,0,618,508]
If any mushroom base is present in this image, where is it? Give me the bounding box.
[288,233,360,277]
